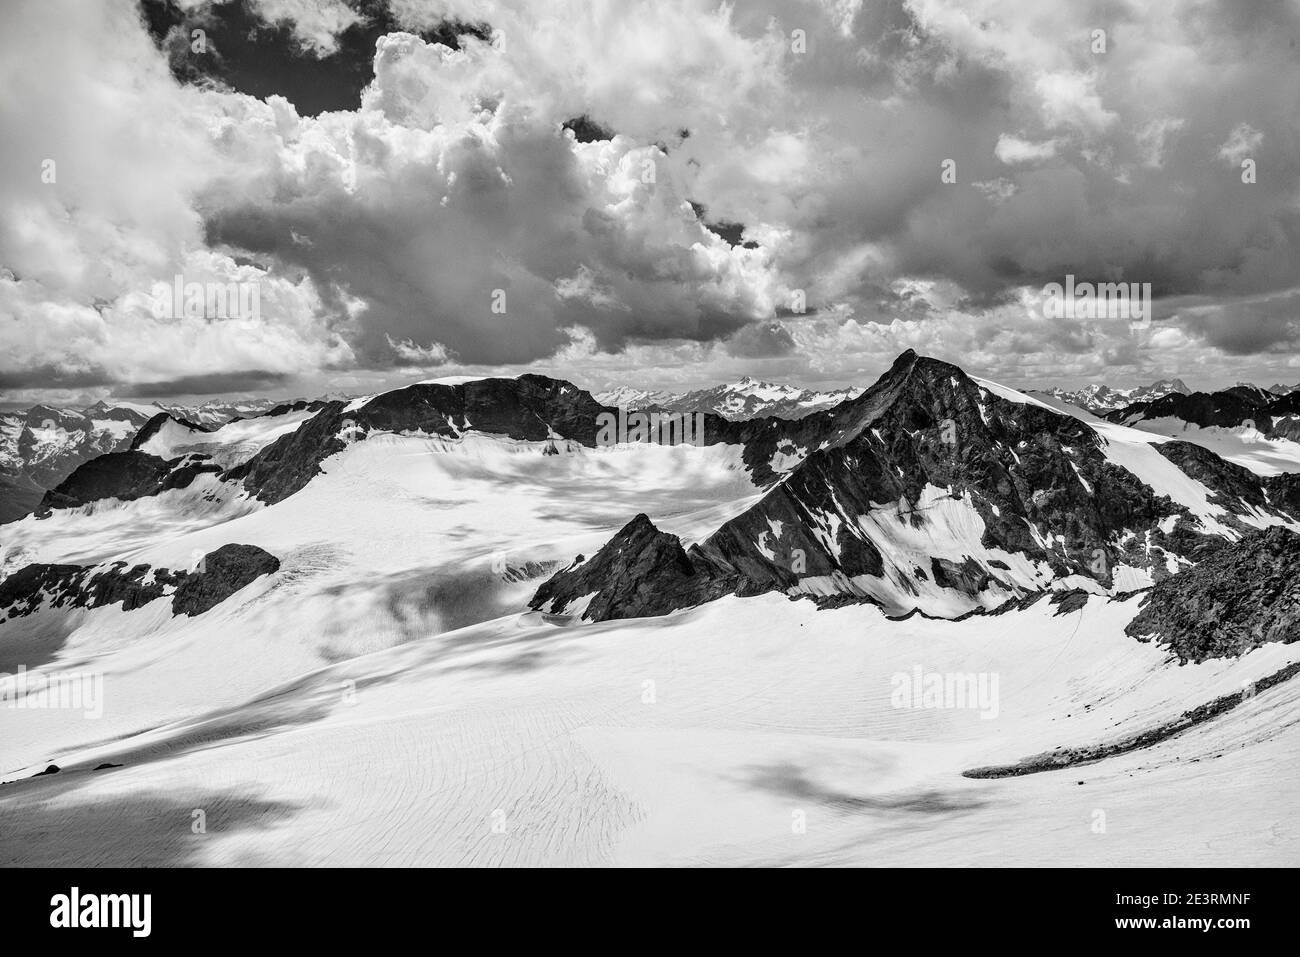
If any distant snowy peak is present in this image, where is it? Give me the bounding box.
[0,396,315,523]
[0,402,153,494]
[596,377,864,420]
[594,385,674,409]
[158,398,280,428]
[1040,378,1190,413]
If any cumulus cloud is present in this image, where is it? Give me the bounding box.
[994,134,1060,165]
[2,0,1300,404]
[1217,123,1263,166]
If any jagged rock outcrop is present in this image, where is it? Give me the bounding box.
[39,451,176,510]
[1264,472,1300,515]
[1125,526,1300,662]
[221,403,350,504]
[0,544,279,622]
[530,514,741,621]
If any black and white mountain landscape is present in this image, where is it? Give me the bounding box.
[2,0,1300,888]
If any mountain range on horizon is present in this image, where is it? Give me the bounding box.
[604,373,1297,419]
[5,368,1300,527]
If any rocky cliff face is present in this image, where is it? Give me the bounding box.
[1125,526,1300,662]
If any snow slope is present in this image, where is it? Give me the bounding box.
[2,594,1296,866]
[135,408,319,468]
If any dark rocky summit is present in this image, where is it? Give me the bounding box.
[530,514,742,620]
[1125,526,1300,662]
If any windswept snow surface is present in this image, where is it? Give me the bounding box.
[2,594,1297,866]
[0,433,763,766]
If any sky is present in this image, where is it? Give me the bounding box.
[2,0,1299,408]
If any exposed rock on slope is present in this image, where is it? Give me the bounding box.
[1125,526,1300,663]
[171,544,282,616]
[0,544,279,621]
[37,451,221,512]
[530,514,741,621]
[1155,440,1296,528]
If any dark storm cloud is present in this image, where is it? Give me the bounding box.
[7,0,1300,404]
[139,0,491,116]
[118,370,293,396]
[0,365,114,390]
[1177,292,1300,356]
[724,322,796,358]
